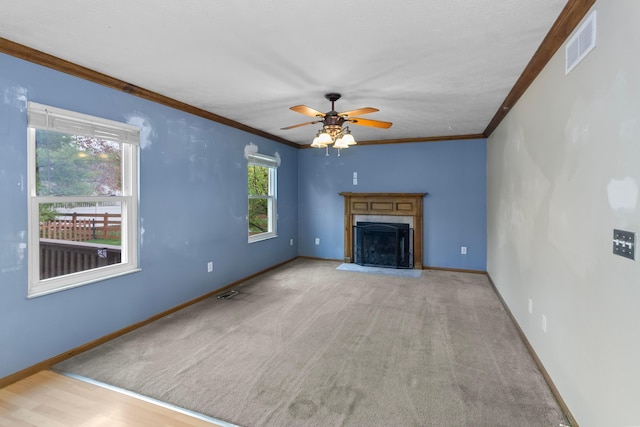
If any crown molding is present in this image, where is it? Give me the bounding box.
[0,37,299,149]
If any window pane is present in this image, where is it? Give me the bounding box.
[248,165,269,196]
[38,201,122,280]
[248,198,269,235]
[36,130,122,196]
[247,160,276,241]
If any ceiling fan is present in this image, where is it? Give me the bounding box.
[281,93,392,150]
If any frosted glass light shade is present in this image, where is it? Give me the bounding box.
[318,131,332,145]
[341,133,356,145]
[333,137,349,149]
[311,130,330,148]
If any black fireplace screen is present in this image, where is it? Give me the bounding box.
[354,222,413,269]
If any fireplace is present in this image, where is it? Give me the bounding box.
[339,192,427,269]
[354,222,413,268]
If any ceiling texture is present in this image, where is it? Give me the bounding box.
[0,0,593,147]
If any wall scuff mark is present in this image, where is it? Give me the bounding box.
[126,113,154,149]
[244,142,258,159]
[3,86,28,111]
[607,177,638,211]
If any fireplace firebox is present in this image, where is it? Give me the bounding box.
[354,222,413,269]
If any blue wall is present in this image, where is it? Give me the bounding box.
[0,53,298,378]
[297,141,487,270]
[1,52,487,379]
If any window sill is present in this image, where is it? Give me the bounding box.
[28,267,142,299]
[248,233,278,244]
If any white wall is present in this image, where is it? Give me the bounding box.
[487,1,640,425]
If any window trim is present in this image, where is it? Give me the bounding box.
[27,102,140,298]
[247,152,278,243]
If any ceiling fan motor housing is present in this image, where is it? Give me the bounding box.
[324,112,345,126]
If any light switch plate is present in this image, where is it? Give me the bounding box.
[613,229,635,260]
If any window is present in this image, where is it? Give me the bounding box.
[247,152,278,242]
[27,102,140,297]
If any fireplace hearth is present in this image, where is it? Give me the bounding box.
[354,222,413,269]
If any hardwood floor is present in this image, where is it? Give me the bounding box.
[0,370,225,427]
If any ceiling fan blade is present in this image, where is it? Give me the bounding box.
[280,120,320,130]
[290,105,325,118]
[338,107,379,117]
[348,117,393,129]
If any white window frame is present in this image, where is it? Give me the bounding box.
[247,152,278,243]
[27,102,140,297]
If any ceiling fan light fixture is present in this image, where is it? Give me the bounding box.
[310,130,326,148]
[318,131,333,145]
[282,93,391,155]
[333,136,349,149]
[341,128,356,145]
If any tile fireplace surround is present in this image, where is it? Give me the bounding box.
[339,192,427,269]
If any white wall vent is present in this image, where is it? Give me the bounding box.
[565,10,597,75]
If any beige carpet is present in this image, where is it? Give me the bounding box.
[55,258,568,426]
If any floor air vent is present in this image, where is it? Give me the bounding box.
[565,10,596,75]
[217,290,238,299]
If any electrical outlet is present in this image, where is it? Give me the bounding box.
[207,261,213,273]
[461,246,467,255]
[528,298,533,314]
[315,238,320,245]
[290,238,294,246]
[542,314,547,333]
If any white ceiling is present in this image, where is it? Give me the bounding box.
[0,0,568,146]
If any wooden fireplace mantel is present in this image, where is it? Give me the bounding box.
[339,192,427,269]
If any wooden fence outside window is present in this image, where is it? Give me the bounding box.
[40,212,121,242]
